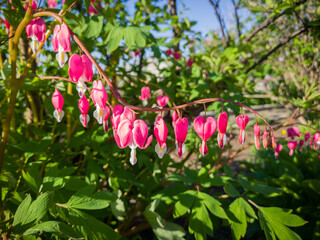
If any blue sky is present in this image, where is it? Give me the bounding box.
[124,0,247,36]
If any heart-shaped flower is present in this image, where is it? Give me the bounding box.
[157,95,169,107]
[217,111,228,149]
[193,116,217,155]
[174,117,188,157]
[154,116,168,158]
[236,115,249,144]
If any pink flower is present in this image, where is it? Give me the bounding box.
[52,23,71,68]
[78,95,90,127]
[114,119,153,165]
[274,143,283,159]
[187,60,194,67]
[26,17,46,54]
[69,54,93,97]
[4,19,10,36]
[111,105,135,132]
[287,141,297,156]
[48,0,57,8]
[165,49,172,56]
[304,132,310,142]
[174,117,188,157]
[157,95,169,107]
[299,140,304,151]
[51,89,64,122]
[154,116,168,158]
[173,52,181,60]
[194,116,217,156]
[24,0,37,10]
[236,115,249,145]
[313,133,320,149]
[139,87,150,106]
[134,50,140,56]
[263,128,268,149]
[254,123,261,150]
[217,112,228,149]
[287,127,301,139]
[91,80,109,131]
[172,111,178,129]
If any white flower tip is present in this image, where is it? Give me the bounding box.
[53,110,64,122]
[93,107,103,124]
[155,143,167,159]
[130,148,137,165]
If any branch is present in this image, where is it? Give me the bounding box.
[208,0,229,46]
[244,0,307,42]
[245,27,308,73]
[231,0,241,39]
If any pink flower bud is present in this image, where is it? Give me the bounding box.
[174,117,188,157]
[154,116,168,158]
[287,141,297,156]
[165,49,172,56]
[217,112,228,149]
[274,143,283,159]
[236,115,249,145]
[48,0,57,8]
[78,95,90,127]
[51,89,64,122]
[187,60,194,67]
[173,52,181,60]
[254,123,261,150]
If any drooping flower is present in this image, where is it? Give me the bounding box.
[174,117,188,157]
[4,19,10,36]
[271,135,276,149]
[157,95,169,107]
[173,52,181,60]
[313,133,320,149]
[263,128,268,149]
[51,89,64,122]
[299,140,304,151]
[236,115,249,145]
[111,105,135,133]
[274,143,283,159]
[165,49,172,56]
[52,23,71,68]
[48,0,57,8]
[24,0,37,10]
[115,119,153,165]
[193,116,217,156]
[187,60,194,67]
[287,141,297,156]
[26,17,46,53]
[217,112,228,149]
[91,80,110,131]
[254,123,261,150]
[139,87,150,106]
[134,50,140,56]
[154,116,168,158]
[68,54,93,97]
[304,132,310,142]
[78,95,90,127]
[287,127,301,139]
[172,111,178,129]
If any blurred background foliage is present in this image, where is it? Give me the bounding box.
[0,0,320,239]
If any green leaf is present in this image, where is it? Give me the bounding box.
[69,209,120,240]
[63,0,78,12]
[13,192,53,234]
[224,182,240,197]
[124,26,148,49]
[144,199,185,240]
[66,186,117,210]
[228,198,247,240]
[84,0,90,13]
[174,190,197,218]
[86,15,104,39]
[24,221,82,238]
[189,199,213,240]
[110,190,126,221]
[198,192,227,219]
[258,207,307,240]
[22,165,42,193]
[106,26,124,53]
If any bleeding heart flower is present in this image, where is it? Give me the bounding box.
[254,123,261,150]
[172,111,178,129]
[48,0,57,8]
[78,95,90,127]
[187,60,194,67]
[111,105,135,132]
[304,132,310,142]
[4,19,10,36]
[313,133,320,149]
[236,115,249,145]
[154,116,168,158]
[217,112,228,149]
[115,119,153,165]
[287,141,297,156]
[52,23,71,68]
[134,50,140,56]
[68,54,93,97]
[194,116,217,156]
[173,52,181,60]
[24,0,37,10]
[91,80,109,126]
[157,95,169,107]
[139,87,150,106]
[174,117,188,157]
[287,127,301,139]
[26,17,46,54]
[299,140,304,151]
[263,128,268,149]
[165,49,172,56]
[274,143,283,159]
[51,89,64,122]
